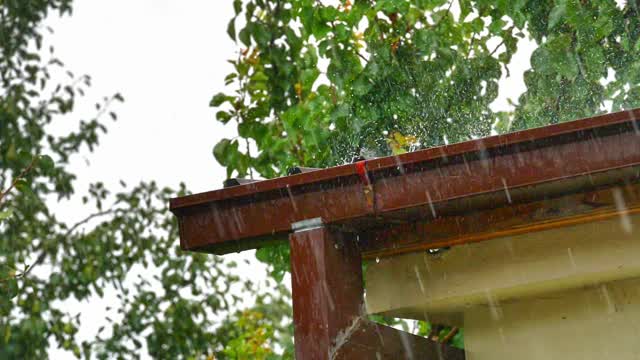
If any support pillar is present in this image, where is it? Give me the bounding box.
[289,219,464,359]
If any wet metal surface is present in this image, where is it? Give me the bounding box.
[171,109,640,255]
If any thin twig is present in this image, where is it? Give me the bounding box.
[22,208,116,277]
[489,26,515,57]
[466,36,476,60]
[434,0,454,28]
[357,52,369,63]
[441,327,459,344]
[489,40,505,57]
[63,209,116,238]
[446,0,454,13]
[0,156,38,207]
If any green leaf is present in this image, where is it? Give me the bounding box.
[251,71,269,82]
[0,209,13,221]
[239,27,251,47]
[14,178,29,193]
[227,18,237,41]
[451,328,465,349]
[224,72,238,85]
[0,269,18,300]
[582,47,606,81]
[216,111,233,123]
[548,4,566,30]
[213,139,232,165]
[38,154,55,173]
[489,18,506,35]
[210,93,232,107]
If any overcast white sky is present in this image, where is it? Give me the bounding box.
[47,0,238,195]
[42,1,536,357]
[44,1,257,357]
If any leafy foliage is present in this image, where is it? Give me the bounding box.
[212,1,640,256]
[214,0,640,180]
[212,0,640,350]
[1,1,291,358]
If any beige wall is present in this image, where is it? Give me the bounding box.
[365,213,640,359]
[465,278,640,360]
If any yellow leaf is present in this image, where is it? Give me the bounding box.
[387,131,417,155]
[294,83,302,98]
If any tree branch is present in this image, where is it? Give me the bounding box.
[0,156,38,208]
[357,52,369,63]
[489,40,505,57]
[23,208,116,277]
[441,327,459,344]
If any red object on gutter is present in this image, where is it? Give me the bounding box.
[354,160,370,185]
[170,109,640,255]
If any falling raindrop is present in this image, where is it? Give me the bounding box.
[501,178,512,203]
[286,185,299,213]
[612,188,632,234]
[414,266,425,294]
[485,289,503,321]
[498,327,506,345]
[599,284,616,314]
[422,253,433,275]
[398,330,414,360]
[425,190,437,218]
[567,247,577,271]
[322,280,335,312]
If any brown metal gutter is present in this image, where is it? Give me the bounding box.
[170,108,640,255]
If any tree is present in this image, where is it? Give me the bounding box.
[215,0,640,177]
[212,0,640,347]
[0,1,291,358]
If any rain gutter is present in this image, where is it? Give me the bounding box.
[170,108,640,257]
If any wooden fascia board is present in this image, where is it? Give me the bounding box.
[170,109,640,254]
